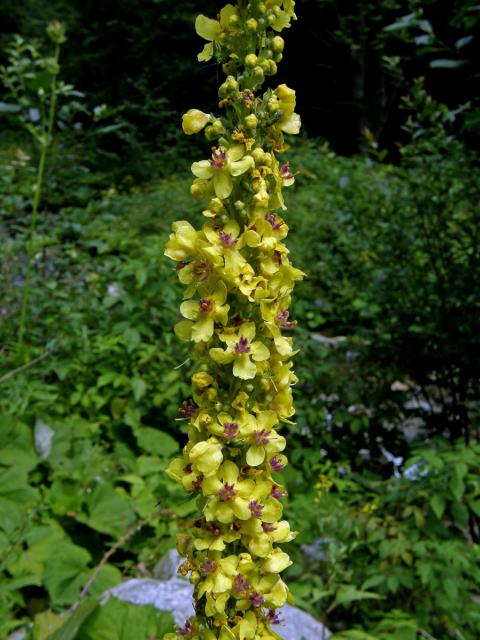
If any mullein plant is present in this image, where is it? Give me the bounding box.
[164,2,303,638]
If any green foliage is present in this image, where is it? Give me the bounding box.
[284,440,480,639]
[0,28,479,637]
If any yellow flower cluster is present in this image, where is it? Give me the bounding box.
[164,2,302,638]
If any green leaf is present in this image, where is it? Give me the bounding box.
[328,585,384,612]
[0,467,37,504]
[32,609,64,640]
[449,473,465,502]
[135,427,179,457]
[430,494,446,519]
[0,414,37,471]
[43,542,91,607]
[49,598,99,640]
[131,377,147,401]
[76,596,175,640]
[83,483,136,537]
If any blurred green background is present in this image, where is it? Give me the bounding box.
[0,1,479,639]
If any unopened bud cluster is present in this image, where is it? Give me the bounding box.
[164,2,302,638]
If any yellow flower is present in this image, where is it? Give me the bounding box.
[202,461,256,523]
[182,108,212,135]
[175,280,230,342]
[164,220,207,262]
[209,323,270,380]
[272,84,301,135]
[192,145,254,200]
[188,438,223,477]
[195,5,239,62]
[202,219,247,279]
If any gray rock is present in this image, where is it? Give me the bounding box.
[109,551,330,639]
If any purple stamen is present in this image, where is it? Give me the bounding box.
[210,147,228,169]
[218,482,236,502]
[179,399,199,419]
[249,591,265,608]
[235,336,251,354]
[249,499,264,518]
[265,212,282,230]
[262,521,277,533]
[275,309,296,329]
[271,485,285,500]
[234,574,249,593]
[183,464,193,474]
[200,559,217,575]
[219,231,235,246]
[178,620,192,636]
[267,609,282,624]
[270,455,285,472]
[252,429,270,445]
[223,422,239,439]
[280,162,294,180]
[192,261,211,284]
[198,298,213,313]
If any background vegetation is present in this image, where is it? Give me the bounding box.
[0,1,479,639]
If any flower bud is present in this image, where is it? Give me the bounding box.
[46,20,66,44]
[272,36,284,53]
[252,148,266,165]
[182,109,211,135]
[245,53,258,68]
[219,75,239,98]
[246,18,257,31]
[244,114,258,130]
[192,372,214,389]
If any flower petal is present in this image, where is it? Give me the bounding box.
[174,320,193,341]
[233,354,256,380]
[192,159,213,179]
[195,15,222,41]
[210,347,234,364]
[246,444,265,467]
[230,155,254,177]
[213,170,233,199]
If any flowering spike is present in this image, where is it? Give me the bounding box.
[164,2,301,638]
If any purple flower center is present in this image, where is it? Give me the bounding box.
[252,429,270,445]
[200,559,217,575]
[271,485,285,500]
[249,499,264,518]
[275,309,296,329]
[234,574,249,593]
[178,620,192,636]
[235,336,250,354]
[264,212,282,230]
[198,298,213,313]
[280,162,294,179]
[267,609,281,624]
[183,464,193,474]
[219,231,235,246]
[210,147,228,169]
[249,591,265,608]
[223,422,239,439]
[192,261,211,283]
[179,399,199,419]
[270,455,285,472]
[218,482,236,502]
[262,521,277,533]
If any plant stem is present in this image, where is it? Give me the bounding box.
[17,43,60,359]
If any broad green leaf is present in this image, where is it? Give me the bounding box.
[328,585,384,611]
[43,541,91,606]
[76,596,175,640]
[135,427,178,457]
[131,377,146,401]
[49,598,99,640]
[0,414,37,470]
[33,609,64,640]
[0,467,37,504]
[83,483,136,536]
[449,473,465,501]
[430,494,446,519]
